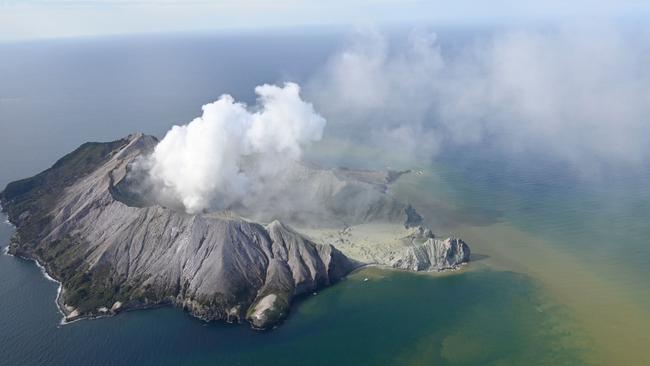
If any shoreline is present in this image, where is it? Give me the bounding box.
[3,248,71,325]
[0,211,78,325]
[5,246,470,328]
[5,249,117,325]
[1,212,469,329]
[347,261,469,276]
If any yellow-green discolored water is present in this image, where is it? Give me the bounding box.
[3,140,644,365]
[390,161,650,366]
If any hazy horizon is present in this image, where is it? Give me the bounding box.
[3,22,650,187]
[3,0,650,42]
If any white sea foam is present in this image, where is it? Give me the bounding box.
[0,209,91,325]
[6,249,70,324]
[1,207,12,227]
[33,258,57,283]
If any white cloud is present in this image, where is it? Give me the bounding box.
[145,82,325,213]
[307,25,650,171]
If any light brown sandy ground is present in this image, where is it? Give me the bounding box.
[301,222,415,265]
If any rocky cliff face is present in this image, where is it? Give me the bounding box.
[0,134,357,329]
[390,236,471,272]
[1,133,470,329]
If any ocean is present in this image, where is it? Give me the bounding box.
[1,31,649,365]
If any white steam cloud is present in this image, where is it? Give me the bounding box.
[147,82,325,213]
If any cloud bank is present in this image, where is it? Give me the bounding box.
[145,82,325,213]
[308,25,650,171]
[136,24,650,215]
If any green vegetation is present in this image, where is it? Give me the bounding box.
[64,264,121,313]
[33,235,124,313]
[35,236,84,280]
[1,138,129,314]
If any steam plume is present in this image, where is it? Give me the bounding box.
[147,82,325,213]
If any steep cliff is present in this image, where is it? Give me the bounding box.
[389,229,471,271]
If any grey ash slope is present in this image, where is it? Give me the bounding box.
[1,133,357,329]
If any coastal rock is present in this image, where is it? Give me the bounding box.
[247,293,282,329]
[66,309,81,322]
[110,301,122,312]
[390,237,470,272]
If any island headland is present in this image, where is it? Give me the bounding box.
[0,133,470,329]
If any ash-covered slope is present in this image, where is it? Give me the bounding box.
[0,133,357,329]
[230,159,410,228]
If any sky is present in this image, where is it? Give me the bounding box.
[2,0,650,182]
[1,0,650,41]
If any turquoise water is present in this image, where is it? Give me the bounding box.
[389,151,650,364]
[0,218,584,365]
[432,152,650,305]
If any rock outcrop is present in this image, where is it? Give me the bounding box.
[390,237,470,271]
[388,225,470,271]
